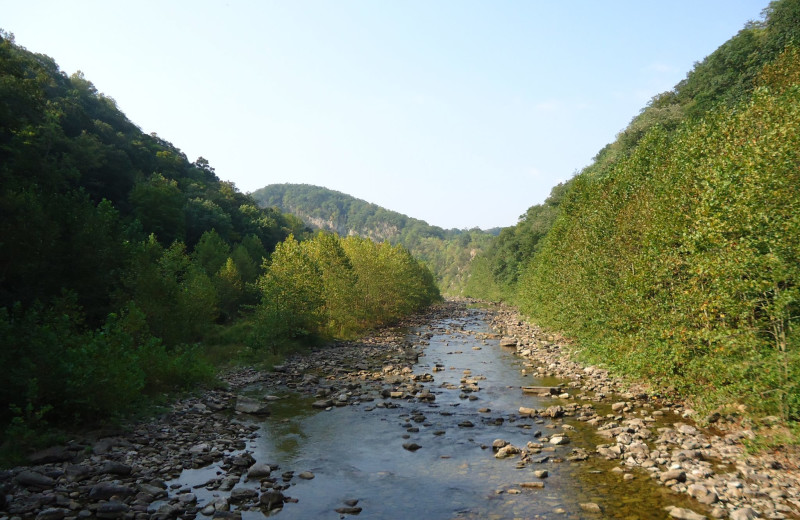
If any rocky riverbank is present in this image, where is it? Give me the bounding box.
[2,300,798,520]
[487,302,800,520]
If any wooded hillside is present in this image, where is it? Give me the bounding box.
[0,31,439,459]
[466,0,800,425]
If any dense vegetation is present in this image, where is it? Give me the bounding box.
[252,183,496,294]
[466,0,800,425]
[0,31,438,457]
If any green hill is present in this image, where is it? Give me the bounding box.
[466,0,800,427]
[251,183,497,294]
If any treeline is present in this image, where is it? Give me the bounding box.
[466,0,800,423]
[0,30,439,451]
[254,233,439,345]
[251,183,498,294]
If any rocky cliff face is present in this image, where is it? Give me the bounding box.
[289,207,400,243]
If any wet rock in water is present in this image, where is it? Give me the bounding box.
[549,435,570,445]
[458,420,475,428]
[229,487,258,504]
[247,463,272,480]
[15,470,55,489]
[213,511,242,520]
[665,506,707,520]
[298,471,315,480]
[495,445,521,459]
[580,502,602,514]
[139,482,168,498]
[260,490,285,511]
[335,506,363,515]
[500,338,517,347]
[492,439,508,450]
[534,470,548,478]
[312,398,334,409]
[402,442,422,451]
[178,493,198,505]
[234,396,270,415]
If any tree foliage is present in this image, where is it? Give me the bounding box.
[466,0,800,423]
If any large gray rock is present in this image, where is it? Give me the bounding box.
[229,487,258,504]
[100,461,132,476]
[729,508,758,520]
[260,490,285,511]
[15,470,55,489]
[28,446,74,464]
[247,463,272,480]
[234,396,270,415]
[89,482,136,500]
[665,506,706,520]
[35,508,69,520]
[96,501,130,519]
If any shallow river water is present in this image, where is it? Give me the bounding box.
[171,307,702,519]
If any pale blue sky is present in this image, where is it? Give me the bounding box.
[3,1,768,229]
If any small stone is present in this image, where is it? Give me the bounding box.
[580,503,602,513]
[549,435,570,445]
[96,501,129,519]
[402,443,422,451]
[99,461,132,476]
[665,506,706,520]
[520,481,544,488]
[312,399,334,409]
[36,508,68,520]
[335,506,362,515]
[534,470,548,478]
[298,471,315,480]
[492,439,508,450]
[659,469,686,483]
[729,508,758,520]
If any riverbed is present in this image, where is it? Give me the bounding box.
[171,304,702,519]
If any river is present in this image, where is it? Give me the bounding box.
[170,304,702,519]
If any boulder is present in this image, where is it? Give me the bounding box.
[234,396,270,415]
[247,463,272,480]
[15,471,55,489]
[28,446,74,464]
[89,482,137,500]
[96,501,130,519]
[260,490,285,511]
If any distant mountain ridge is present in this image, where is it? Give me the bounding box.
[250,183,463,243]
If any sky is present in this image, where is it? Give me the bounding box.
[2,1,770,230]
